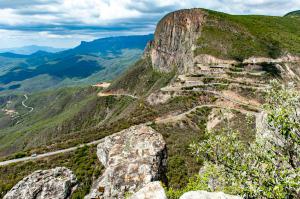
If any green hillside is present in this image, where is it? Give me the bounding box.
[285,10,300,17]
[195,9,300,60]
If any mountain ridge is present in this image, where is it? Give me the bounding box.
[0,45,65,55]
[284,10,300,17]
[0,34,153,94]
[145,8,300,73]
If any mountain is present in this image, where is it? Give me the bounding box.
[0,34,153,94]
[284,10,300,17]
[0,45,65,55]
[1,9,300,199]
[0,52,29,58]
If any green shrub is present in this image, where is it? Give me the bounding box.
[182,81,300,198]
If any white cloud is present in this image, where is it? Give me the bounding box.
[1,0,299,26]
[0,0,299,48]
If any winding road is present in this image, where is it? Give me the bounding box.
[0,85,261,166]
[22,94,34,113]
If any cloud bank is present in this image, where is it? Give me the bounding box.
[0,0,299,48]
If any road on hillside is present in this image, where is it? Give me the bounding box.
[0,86,261,166]
[0,139,103,166]
[97,92,138,99]
[22,94,34,113]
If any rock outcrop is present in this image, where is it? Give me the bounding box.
[129,181,167,199]
[86,124,167,198]
[179,191,242,199]
[145,9,206,73]
[4,167,77,199]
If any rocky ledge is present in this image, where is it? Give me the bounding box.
[85,124,167,198]
[3,167,77,199]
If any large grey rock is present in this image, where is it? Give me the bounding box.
[86,124,167,199]
[130,181,167,199]
[179,191,242,199]
[4,167,77,199]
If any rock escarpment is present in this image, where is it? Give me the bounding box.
[85,124,167,198]
[145,9,206,73]
[3,167,77,199]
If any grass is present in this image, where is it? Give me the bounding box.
[195,9,300,60]
[0,145,103,199]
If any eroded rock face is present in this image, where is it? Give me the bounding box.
[179,191,242,199]
[86,125,167,198]
[129,181,167,199]
[4,167,77,199]
[145,9,206,73]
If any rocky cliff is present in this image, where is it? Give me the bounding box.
[145,9,206,73]
[145,8,300,74]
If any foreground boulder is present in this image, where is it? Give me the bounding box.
[4,167,77,199]
[179,191,242,199]
[130,181,167,199]
[86,124,167,198]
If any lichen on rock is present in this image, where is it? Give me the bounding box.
[3,167,77,199]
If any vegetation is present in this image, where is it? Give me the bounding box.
[195,9,300,60]
[153,107,212,189]
[0,145,103,199]
[0,86,100,157]
[108,57,175,96]
[167,80,300,198]
[285,10,300,18]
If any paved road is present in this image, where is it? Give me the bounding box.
[0,139,103,166]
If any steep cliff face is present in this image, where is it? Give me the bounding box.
[145,8,300,74]
[145,9,206,73]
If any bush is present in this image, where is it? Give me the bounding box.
[171,80,300,198]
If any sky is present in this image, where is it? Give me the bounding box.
[0,0,299,49]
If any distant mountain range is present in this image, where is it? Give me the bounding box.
[0,45,65,55]
[0,34,153,94]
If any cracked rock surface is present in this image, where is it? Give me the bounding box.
[85,124,167,199]
[4,167,77,199]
